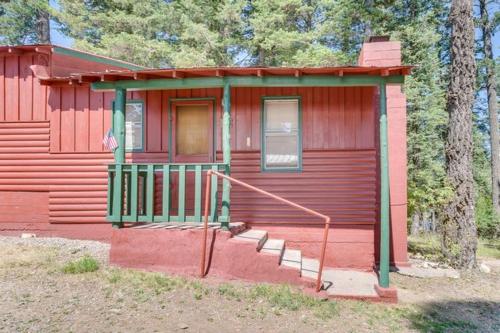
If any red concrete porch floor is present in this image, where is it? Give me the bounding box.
[109,222,397,303]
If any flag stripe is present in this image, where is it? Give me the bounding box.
[103,129,118,151]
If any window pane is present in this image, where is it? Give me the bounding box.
[265,100,298,132]
[265,134,298,168]
[125,103,143,150]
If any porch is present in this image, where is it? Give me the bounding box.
[88,66,410,293]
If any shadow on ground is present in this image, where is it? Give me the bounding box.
[407,300,500,333]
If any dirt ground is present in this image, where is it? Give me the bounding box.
[0,236,499,333]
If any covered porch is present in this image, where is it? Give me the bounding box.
[87,66,410,290]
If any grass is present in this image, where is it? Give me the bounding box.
[62,255,99,274]
[477,238,500,259]
[218,283,338,319]
[103,269,338,319]
[408,233,500,260]
[2,239,498,332]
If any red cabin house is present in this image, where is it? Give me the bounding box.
[0,39,410,301]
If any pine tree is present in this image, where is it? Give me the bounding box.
[364,0,452,233]
[54,0,176,67]
[442,0,477,269]
[243,0,349,66]
[478,0,500,216]
[0,0,51,45]
[54,0,247,68]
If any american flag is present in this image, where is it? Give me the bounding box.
[103,129,118,151]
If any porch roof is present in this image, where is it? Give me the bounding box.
[34,65,413,90]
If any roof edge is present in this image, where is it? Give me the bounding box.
[0,44,148,71]
[51,46,148,71]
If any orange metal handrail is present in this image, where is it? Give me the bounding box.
[200,170,331,293]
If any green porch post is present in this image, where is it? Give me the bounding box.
[220,80,231,228]
[112,87,126,228]
[379,83,390,288]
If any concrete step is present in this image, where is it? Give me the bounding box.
[300,257,378,296]
[323,269,378,297]
[281,248,301,270]
[233,229,268,250]
[301,257,320,279]
[261,239,285,257]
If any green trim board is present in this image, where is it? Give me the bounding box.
[111,99,145,152]
[92,75,405,91]
[220,81,231,227]
[260,96,303,172]
[53,46,146,70]
[378,83,390,288]
[167,97,217,163]
[113,88,126,165]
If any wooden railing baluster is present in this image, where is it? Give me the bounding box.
[112,164,123,227]
[130,164,139,221]
[162,164,170,221]
[178,165,186,221]
[210,165,218,222]
[146,164,154,221]
[194,165,202,222]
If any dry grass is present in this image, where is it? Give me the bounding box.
[408,234,500,260]
[1,237,499,332]
[0,243,57,269]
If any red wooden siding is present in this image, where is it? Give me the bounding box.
[1,84,378,228]
[1,86,377,227]
[226,149,377,225]
[0,192,49,224]
[0,121,107,224]
[0,55,48,122]
[230,87,376,151]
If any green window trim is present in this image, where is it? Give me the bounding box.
[261,96,303,172]
[112,99,145,152]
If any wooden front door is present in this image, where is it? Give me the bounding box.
[170,100,214,218]
[171,100,214,163]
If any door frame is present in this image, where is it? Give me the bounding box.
[168,97,217,163]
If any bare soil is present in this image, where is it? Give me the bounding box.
[0,236,499,333]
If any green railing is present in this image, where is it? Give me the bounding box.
[107,163,229,226]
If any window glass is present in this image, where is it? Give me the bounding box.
[125,102,143,150]
[265,100,299,131]
[263,99,300,170]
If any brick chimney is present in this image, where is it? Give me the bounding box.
[359,36,409,267]
[358,36,402,66]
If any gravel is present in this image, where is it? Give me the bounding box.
[0,235,110,263]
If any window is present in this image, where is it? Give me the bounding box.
[112,100,144,151]
[262,98,301,171]
[124,101,144,151]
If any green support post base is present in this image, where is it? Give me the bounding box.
[219,215,230,230]
[112,222,124,229]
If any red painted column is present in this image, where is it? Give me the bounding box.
[358,39,409,267]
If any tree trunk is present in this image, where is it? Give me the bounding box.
[480,0,500,215]
[411,212,421,235]
[258,47,265,66]
[364,0,373,36]
[431,210,437,232]
[36,7,51,44]
[442,0,477,269]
